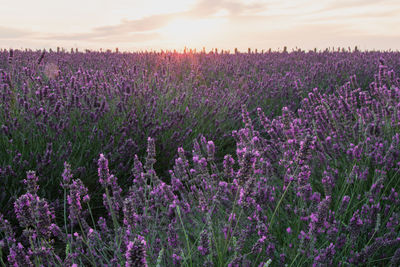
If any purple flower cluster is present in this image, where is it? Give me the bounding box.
[0,49,400,265]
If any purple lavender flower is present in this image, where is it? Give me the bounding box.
[313,243,335,266]
[102,174,123,216]
[8,49,13,64]
[348,210,363,239]
[172,252,182,266]
[14,172,55,238]
[7,242,33,266]
[390,247,400,266]
[61,162,73,188]
[198,229,211,256]
[67,178,90,225]
[207,141,215,161]
[168,220,179,248]
[251,235,266,254]
[98,153,110,187]
[339,195,351,213]
[145,137,156,173]
[37,50,45,65]
[125,235,147,267]
[0,213,16,247]
[309,196,331,235]
[23,170,39,194]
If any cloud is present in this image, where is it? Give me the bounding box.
[186,0,266,18]
[43,32,161,43]
[92,14,175,35]
[321,0,389,11]
[38,0,267,43]
[308,0,400,17]
[38,12,175,42]
[235,22,400,51]
[0,26,35,39]
[39,13,173,42]
[6,0,398,51]
[303,8,400,24]
[85,32,161,43]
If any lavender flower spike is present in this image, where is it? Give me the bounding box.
[98,153,110,186]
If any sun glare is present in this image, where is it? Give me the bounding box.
[160,17,226,49]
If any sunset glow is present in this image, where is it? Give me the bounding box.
[160,17,226,49]
[1,0,400,51]
[2,0,400,265]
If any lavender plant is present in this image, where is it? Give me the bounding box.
[0,49,400,266]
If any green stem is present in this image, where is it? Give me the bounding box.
[63,188,68,236]
[86,203,97,231]
[77,219,97,266]
[289,253,300,267]
[104,187,122,262]
[0,249,6,267]
[270,180,292,228]
[176,205,192,267]
[223,188,241,255]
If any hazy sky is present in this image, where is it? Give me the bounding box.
[1,0,400,51]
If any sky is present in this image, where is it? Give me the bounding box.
[1,0,400,52]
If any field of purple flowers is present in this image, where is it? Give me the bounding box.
[1,49,400,266]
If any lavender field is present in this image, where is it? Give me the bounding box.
[1,49,400,266]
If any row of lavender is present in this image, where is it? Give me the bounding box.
[1,50,399,212]
[0,50,400,265]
